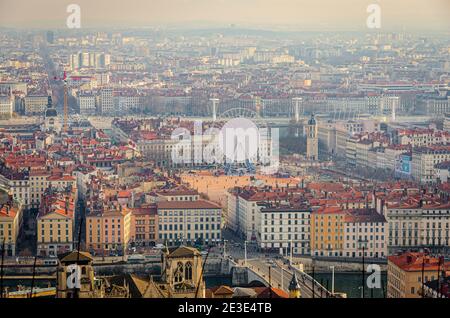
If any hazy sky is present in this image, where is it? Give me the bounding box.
[0,0,449,31]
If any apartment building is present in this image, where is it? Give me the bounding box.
[0,169,30,207]
[397,129,448,147]
[385,202,450,253]
[232,189,291,242]
[130,205,158,247]
[115,94,141,113]
[136,138,177,167]
[411,147,450,183]
[77,92,96,115]
[0,167,76,210]
[157,200,222,245]
[29,170,50,208]
[0,95,13,118]
[259,204,311,255]
[0,200,23,256]
[98,88,114,114]
[384,145,411,171]
[85,205,132,255]
[310,207,346,257]
[37,190,76,257]
[155,188,200,202]
[343,208,387,258]
[355,139,379,167]
[346,137,358,166]
[423,96,450,116]
[387,252,450,298]
[24,95,48,115]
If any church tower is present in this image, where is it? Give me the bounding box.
[161,246,206,298]
[288,272,301,298]
[306,114,318,161]
[56,250,104,298]
[43,95,59,132]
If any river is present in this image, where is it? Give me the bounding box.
[310,271,387,298]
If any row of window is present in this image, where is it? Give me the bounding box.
[389,222,450,229]
[161,217,217,223]
[263,220,309,225]
[262,227,308,233]
[159,223,219,231]
[41,229,69,235]
[159,210,220,216]
[313,251,385,257]
[263,213,309,219]
[262,234,309,242]
[159,232,219,240]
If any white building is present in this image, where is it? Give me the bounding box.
[0,95,13,118]
[411,147,450,183]
[385,203,450,253]
[77,92,97,115]
[99,88,114,114]
[115,94,140,113]
[24,95,48,115]
[343,208,387,259]
[259,205,311,255]
[157,200,222,245]
[397,129,448,147]
[70,52,111,70]
[0,171,30,207]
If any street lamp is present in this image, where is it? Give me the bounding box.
[223,239,228,258]
[280,266,284,290]
[358,238,368,299]
[290,239,293,266]
[358,286,364,298]
[244,240,248,267]
[330,265,335,295]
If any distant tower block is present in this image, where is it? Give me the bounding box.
[292,97,303,122]
[210,98,219,121]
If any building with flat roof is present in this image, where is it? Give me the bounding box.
[157,200,222,246]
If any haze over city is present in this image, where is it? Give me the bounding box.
[0,0,449,31]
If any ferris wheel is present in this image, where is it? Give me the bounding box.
[218,107,258,120]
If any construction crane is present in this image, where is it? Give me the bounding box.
[53,71,68,133]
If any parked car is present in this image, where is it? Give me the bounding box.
[43,259,58,266]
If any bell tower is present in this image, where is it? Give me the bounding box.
[43,95,59,132]
[161,246,206,298]
[56,250,103,298]
[306,114,318,161]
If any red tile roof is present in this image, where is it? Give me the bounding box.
[157,200,221,210]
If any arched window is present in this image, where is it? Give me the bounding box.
[185,262,193,280]
[174,262,184,283]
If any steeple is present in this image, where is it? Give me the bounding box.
[288,272,301,298]
[43,95,60,133]
[307,113,316,126]
[45,95,57,117]
[306,113,318,161]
